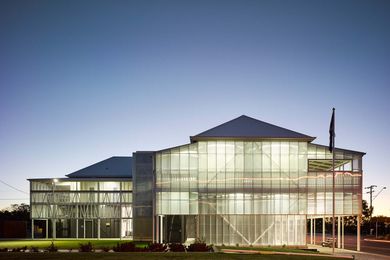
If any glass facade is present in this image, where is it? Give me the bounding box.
[30,179,132,239]
[155,141,363,245]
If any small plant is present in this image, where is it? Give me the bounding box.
[236,243,239,247]
[30,246,39,253]
[101,246,110,252]
[113,242,139,252]
[187,242,211,252]
[282,244,286,248]
[79,242,93,252]
[46,242,58,252]
[249,244,253,248]
[147,243,167,252]
[168,243,186,252]
[12,246,27,252]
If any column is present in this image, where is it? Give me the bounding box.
[342,217,344,249]
[76,205,78,239]
[119,183,122,240]
[337,216,341,248]
[322,217,325,242]
[160,215,163,243]
[46,219,49,239]
[52,219,56,239]
[83,219,86,239]
[153,216,161,243]
[357,215,361,251]
[310,218,313,244]
[313,218,316,245]
[76,219,78,239]
[31,219,34,239]
[97,219,101,239]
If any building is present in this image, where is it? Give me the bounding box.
[29,115,364,248]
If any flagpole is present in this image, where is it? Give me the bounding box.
[332,108,336,254]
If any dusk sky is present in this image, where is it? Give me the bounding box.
[0,1,389,215]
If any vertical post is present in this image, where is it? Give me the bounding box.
[313,218,316,245]
[156,216,159,243]
[337,216,341,248]
[310,218,313,244]
[97,219,100,239]
[160,215,163,243]
[46,219,48,239]
[83,219,86,239]
[357,215,361,251]
[119,182,122,240]
[52,219,56,239]
[342,217,344,249]
[322,217,325,242]
[331,108,336,254]
[76,219,78,239]
[31,219,34,239]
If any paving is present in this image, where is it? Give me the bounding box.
[308,244,390,260]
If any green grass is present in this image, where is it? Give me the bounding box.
[0,240,148,249]
[0,252,347,260]
[218,245,320,254]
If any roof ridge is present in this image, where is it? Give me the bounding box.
[191,115,315,141]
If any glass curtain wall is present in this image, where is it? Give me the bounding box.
[155,141,309,245]
[30,180,132,239]
[307,144,362,216]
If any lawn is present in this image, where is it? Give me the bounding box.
[0,240,148,249]
[0,252,348,260]
[218,245,321,254]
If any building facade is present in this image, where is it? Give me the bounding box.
[29,115,364,247]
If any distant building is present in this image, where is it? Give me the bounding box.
[29,115,364,247]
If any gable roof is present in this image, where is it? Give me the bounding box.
[190,115,315,142]
[66,156,132,178]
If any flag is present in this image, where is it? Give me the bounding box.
[329,108,335,152]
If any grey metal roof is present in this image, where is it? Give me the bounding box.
[310,143,366,155]
[66,156,132,178]
[191,115,315,142]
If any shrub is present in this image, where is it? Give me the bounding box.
[187,242,211,252]
[46,242,58,252]
[0,248,8,252]
[113,242,140,252]
[101,246,110,252]
[12,246,27,252]
[30,246,39,253]
[147,243,167,252]
[79,242,93,252]
[169,243,186,252]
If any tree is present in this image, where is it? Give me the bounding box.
[0,203,30,221]
[362,199,373,223]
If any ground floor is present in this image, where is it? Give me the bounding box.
[154,214,362,249]
[31,218,132,239]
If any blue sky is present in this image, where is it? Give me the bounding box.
[0,0,389,215]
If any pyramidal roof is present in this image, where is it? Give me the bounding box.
[66,156,132,178]
[190,115,315,142]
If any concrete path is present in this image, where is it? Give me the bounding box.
[308,245,390,260]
